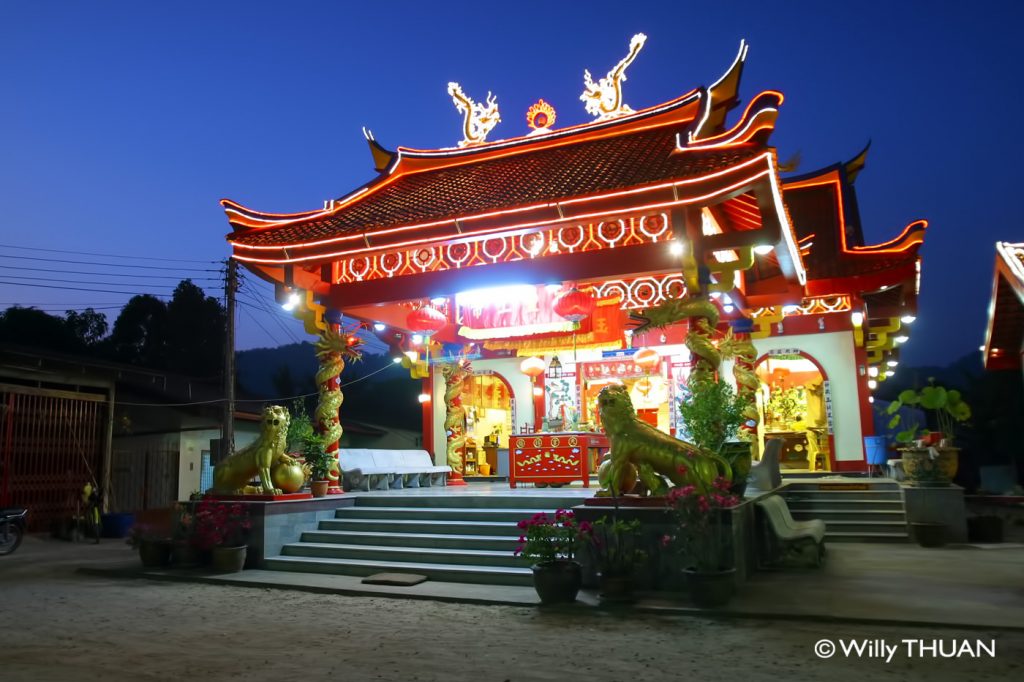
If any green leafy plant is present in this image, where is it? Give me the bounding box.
[664,477,739,572]
[765,385,803,426]
[886,378,972,445]
[286,399,316,452]
[678,375,746,455]
[514,509,582,564]
[579,515,647,578]
[302,434,333,481]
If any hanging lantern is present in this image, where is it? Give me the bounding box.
[553,287,595,323]
[406,306,446,336]
[519,356,546,379]
[546,355,563,379]
[634,347,660,372]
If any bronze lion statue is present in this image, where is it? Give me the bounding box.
[596,384,731,497]
[211,405,294,495]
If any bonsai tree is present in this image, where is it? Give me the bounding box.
[886,379,971,445]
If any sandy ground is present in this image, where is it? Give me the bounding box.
[2,536,1022,682]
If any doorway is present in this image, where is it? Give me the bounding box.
[755,352,833,472]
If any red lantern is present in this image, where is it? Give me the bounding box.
[406,306,446,336]
[634,347,660,371]
[519,356,546,379]
[553,287,595,323]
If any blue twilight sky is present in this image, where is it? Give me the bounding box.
[1,1,1021,365]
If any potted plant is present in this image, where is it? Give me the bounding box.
[302,434,333,497]
[886,379,971,487]
[193,500,252,572]
[170,502,202,568]
[578,512,647,603]
[514,509,585,604]
[127,523,171,568]
[678,375,750,496]
[665,477,740,607]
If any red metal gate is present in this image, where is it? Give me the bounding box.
[0,385,108,531]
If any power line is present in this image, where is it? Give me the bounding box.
[0,253,219,272]
[0,274,222,287]
[0,243,218,263]
[0,280,223,296]
[239,303,285,347]
[113,358,400,407]
[0,264,226,279]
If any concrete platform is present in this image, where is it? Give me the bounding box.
[77,540,1024,631]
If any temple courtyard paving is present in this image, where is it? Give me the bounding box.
[2,536,1022,682]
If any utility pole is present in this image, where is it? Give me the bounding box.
[222,258,238,460]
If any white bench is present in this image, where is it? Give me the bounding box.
[338,449,450,491]
[755,494,826,567]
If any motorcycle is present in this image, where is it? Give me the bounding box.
[0,507,28,556]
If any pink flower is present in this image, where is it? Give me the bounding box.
[660,534,672,548]
[676,464,688,476]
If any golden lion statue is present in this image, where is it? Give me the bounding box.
[596,384,731,497]
[211,405,294,495]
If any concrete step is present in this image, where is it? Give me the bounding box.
[786,498,905,511]
[335,507,550,522]
[818,519,909,534]
[318,517,521,537]
[281,542,527,568]
[791,509,906,523]
[351,495,582,510]
[784,480,901,493]
[826,531,909,543]
[300,529,518,551]
[263,555,533,586]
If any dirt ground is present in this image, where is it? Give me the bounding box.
[2,537,1022,682]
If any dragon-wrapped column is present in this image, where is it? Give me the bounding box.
[314,325,359,494]
[441,359,471,486]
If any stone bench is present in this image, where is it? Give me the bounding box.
[338,449,450,491]
[755,494,826,567]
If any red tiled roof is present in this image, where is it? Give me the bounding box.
[228,127,759,247]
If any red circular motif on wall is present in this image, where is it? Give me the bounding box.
[381,252,401,271]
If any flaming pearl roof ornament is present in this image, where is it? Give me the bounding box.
[580,33,647,120]
[447,82,501,148]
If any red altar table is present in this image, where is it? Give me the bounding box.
[508,432,609,488]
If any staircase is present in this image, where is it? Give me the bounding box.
[264,494,584,585]
[782,479,909,543]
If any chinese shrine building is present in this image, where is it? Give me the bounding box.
[222,38,925,479]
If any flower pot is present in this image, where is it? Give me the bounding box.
[598,573,635,604]
[684,567,736,608]
[310,480,330,497]
[531,560,582,604]
[911,522,948,548]
[211,545,248,573]
[138,539,171,568]
[967,515,1004,543]
[171,541,202,568]
[901,447,958,486]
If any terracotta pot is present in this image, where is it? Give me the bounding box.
[171,541,202,568]
[211,545,247,572]
[911,522,948,548]
[138,539,171,568]
[310,480,330,497]
[598,573,635,604]
[684,567,736,608]
[531,560,582,604]
[901,447,958,486]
